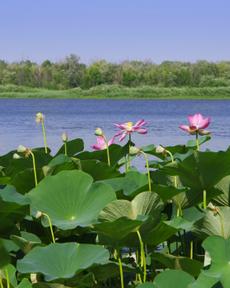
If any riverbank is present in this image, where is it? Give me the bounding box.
[0,84,230,99]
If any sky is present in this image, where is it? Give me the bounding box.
[0,0,229,64]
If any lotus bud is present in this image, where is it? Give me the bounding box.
[35,211,43,219]
[156,145,165,154]
[30,273,38,284]
[129,146,141,155]
[17,145,27,153]
[95,127,104,136]
[61,132,68,142]
[13,153,21,159]
[35,112,44,123]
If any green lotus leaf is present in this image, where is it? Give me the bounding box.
[80,159,120,180]
[193,206,230,239]
[137,270,194,288]
[0,240,10,268]
[213,175,230,206]
[56,138,84,157]
[94,217,143,241]
[17,242,110,281]
[102,171,149,197]
[153,269,195,287]
[43,154,78,176]
[152,253,203,277]
[11,231,41,254]
[0,193,29,237]
[0,185,29,205]
[17,278,32,288]
[164,150,230,191]
[199,236,230,287]
[78,144,127,167]
[186,135,211,148]
[161,150,230,207]
[27,170,116,230]
[99,191,163,222]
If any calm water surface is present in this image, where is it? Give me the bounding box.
[0,99,229,155]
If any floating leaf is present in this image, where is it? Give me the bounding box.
[17,242,109,281]
[27,170,116,230]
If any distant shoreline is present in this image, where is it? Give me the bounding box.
[0,84,230,99]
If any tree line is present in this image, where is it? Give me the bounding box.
[0,54,230,89]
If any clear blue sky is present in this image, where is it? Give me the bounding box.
[0,0,229,63]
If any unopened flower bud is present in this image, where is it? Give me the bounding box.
[95,128,104,136]
[35,211,43,219]
[13,153,21,159]
[129,146,141,155]
[17,145,27,153]
[61,132,68,142]
[35,112,44,123]
[156,145,165,154]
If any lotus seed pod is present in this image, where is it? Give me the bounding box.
[156,145,165,154]
[62,132,68,142]
[129,146,140,155]
[95,127,104,136]
[35,112,44,123]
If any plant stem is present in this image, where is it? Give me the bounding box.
[140,151,151,192]
[103,136,111,167]
[203,189,207,209]
[0,276,3,288]
[64,142,67,156]
[137,230,147,283]
[30,151,38,187]
[41,120,48,154]
[42,213,55,243]
[166,149,177,188]
[115,249,124,288]
[127,134,132,171]
[5,269,9,288]
[196,132,200,151]
[190,240,193,259]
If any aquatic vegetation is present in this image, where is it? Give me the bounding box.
[1,113,230,287]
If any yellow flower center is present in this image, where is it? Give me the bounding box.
[125,122,133,131]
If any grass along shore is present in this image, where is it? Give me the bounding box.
[0,84,230,99]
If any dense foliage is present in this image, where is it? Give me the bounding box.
[1,54,230,89]
[1,114,230,287]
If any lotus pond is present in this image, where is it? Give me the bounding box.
[1,113,230,288]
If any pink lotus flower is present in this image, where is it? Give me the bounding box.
[91,136,115,151]
[179,113,211,135]
[114,119,147,141]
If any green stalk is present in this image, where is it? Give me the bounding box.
[203,189,207,209]
[140,151,151,192]
[190,240,193,259]
[103,136,111,167]
[196,131,200,151]
[114,249,124,288]
[64,141,68,156]
[0,275,3,288]
[30,151,38,187]
[41,120,48,154]
[166,149,177,188]
[137,230,147,283]
[126,134,132,171]
[5,269,9,288]
[42,213,55,243]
